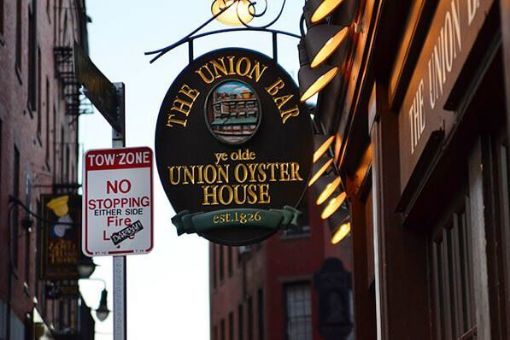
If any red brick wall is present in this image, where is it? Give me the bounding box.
[0,0,86,331]
[210,190,354,340]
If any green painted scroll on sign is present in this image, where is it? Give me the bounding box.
[172,206,301,236]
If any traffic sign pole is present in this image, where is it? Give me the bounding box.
[112,83,127,340]
[76,46,137,340]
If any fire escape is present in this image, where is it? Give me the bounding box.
[54,46,92,117]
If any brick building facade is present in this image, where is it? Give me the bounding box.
[210,193,353,340]
[0,0,92,338]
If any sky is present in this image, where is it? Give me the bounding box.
[78,1,302,339]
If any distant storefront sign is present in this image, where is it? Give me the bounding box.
[40,194,82,280]
[155,48,313,246]
[83,147,154,256]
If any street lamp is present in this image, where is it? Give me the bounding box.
[95,288,110,321]
[77,254,96,279]
[211,0,255,26]
[80,278,111,322]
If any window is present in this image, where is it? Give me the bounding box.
[58,300,64,329]
[257,289,264,340]
[0,119,2,195]
[228,246,233,277]
[46,0,50,20]
[53,106,57,178]
[431,205,476,340]
[35,199,44,311]
[219,245,224,282]
[45,78,50,163]
[229,311,234,340]
[28,6,37,111]
[212,244,217,289]
[238,304,244,340]
[284,282,312,340]
[60,125,64,182]
[25,219,30,285]
[65,144,69,182]
[15,0,22,72]
[12,146,20,267]
[221,319,225,340]
[0,0,4,38]
[248,296,253,340]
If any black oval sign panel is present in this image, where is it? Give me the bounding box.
[155,48,313,245]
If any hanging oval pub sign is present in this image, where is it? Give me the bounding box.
[155,48,313,246]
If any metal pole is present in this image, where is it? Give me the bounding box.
[112,82,126,340]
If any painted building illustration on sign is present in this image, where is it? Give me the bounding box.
[206,81,261,144]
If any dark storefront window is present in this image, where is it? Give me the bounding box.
[431,206,476,340]
[284,282,312,340]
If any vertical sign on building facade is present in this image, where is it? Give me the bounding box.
[40,194,82,280]
[83,147,154,256]
[398,0,494,197]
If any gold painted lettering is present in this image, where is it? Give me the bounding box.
[247,185,259,204]
[248,61,268,82]
[227,56,236,75]
[202,185,219,205]
[274,95,293,110]
[166,114,187,128]
[259,184,270,204]
[236,57,252,77]
[290,163,303,181]
[218,185,234,205]
[195,65,215,84]
[280,163,290,181]
[171,97,193,116]
[211,57,229,78]
[280,106,300,124]
[179,84,200,101]
[183,166,195,184]
[168,166,181,185]
[265,79,285,96]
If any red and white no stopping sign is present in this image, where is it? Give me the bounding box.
[83,147,153,256]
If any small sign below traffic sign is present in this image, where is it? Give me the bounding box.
[83,147,153,256]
